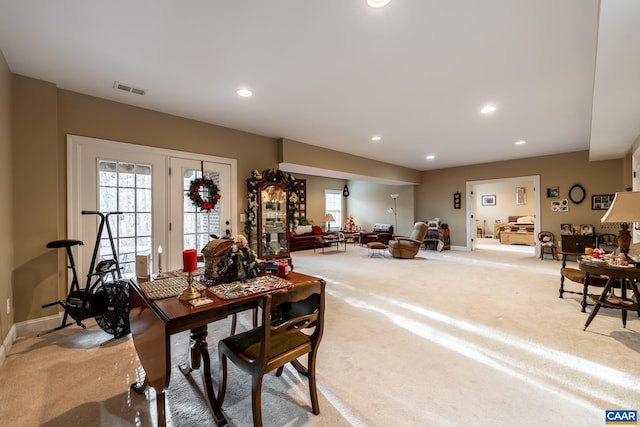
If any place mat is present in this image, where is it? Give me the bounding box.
[209,275,291,300]
[140,274,207,300]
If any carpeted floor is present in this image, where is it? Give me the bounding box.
[1,243,639,426]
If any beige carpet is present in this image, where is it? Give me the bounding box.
[1,243,639,426]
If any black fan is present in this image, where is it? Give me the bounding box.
[92,280,130,338]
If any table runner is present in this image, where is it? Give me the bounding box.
[139,268,206,300]
[140,272,291,300]
[209,275,291,299]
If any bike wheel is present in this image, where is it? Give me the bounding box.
[92,279,130,337]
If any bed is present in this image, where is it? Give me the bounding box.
[498,215,535,246]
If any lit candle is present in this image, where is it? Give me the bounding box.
[157,245,163,273]
[182,249,197,272]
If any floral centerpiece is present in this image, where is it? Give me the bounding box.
[344,216,357,232]
[215,234,262,280]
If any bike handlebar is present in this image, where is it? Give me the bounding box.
[81,211,124,217]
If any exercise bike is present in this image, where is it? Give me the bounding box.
[41,211,130,345]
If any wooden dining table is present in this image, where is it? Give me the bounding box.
[128,271,324,427]
[577,259,640,330]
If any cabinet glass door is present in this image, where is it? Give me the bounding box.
[260,184,289,258]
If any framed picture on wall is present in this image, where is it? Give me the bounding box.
[591,194,614,210]
[516,187,526,205]
[547,187,559,198]
[481,195,496,206]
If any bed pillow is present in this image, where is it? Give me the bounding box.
[516,216,535,224]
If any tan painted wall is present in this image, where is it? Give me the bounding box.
[7,73,633,326]
[0,50,13,342]
[344,180,416,235]
[281,138,421,184]
[11,75,416,324]
[418,151,625,246]
[11,76,60,324]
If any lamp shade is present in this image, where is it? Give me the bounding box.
[324,213,336,223]
[600,192,640,223]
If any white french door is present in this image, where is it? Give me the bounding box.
[68,135,237,282]
[168,158,232,270]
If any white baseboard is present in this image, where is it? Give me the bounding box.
[1,315,63,369]
[15,314,63,337]
[0,324,16,368]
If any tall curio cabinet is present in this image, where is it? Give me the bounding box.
[250,170,294,263]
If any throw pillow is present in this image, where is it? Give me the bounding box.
[312,225,323,235]
[299,217,308,226]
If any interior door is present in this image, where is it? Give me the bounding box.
[468,185,477,250]
[168,158,232,270]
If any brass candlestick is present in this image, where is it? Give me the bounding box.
[179,271,201,301]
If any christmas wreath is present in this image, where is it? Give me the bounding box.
[187,177,221,212]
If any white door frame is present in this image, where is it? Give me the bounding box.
[67,134,237,280]
[465,175,541,255]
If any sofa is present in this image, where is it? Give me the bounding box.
[360,224,394,246]
[291,224,326,251]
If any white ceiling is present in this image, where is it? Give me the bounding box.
[1,0,639,171]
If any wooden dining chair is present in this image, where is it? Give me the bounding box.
[217,281,325,427]
[538,231,558,260]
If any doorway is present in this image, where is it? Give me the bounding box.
[466,175,540,256]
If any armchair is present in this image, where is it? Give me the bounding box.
[360,224,394,246]
[388,222,428,259]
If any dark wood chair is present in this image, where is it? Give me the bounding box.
[217,281,325,427]
[538,231,558,260]
[598,233,618,253]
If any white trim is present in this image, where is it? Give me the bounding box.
[465,175,541,255]
[0,324,16,368]
[67,134,238,273]
[15,315,62,337]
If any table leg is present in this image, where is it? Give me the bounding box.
[621,279,629,328]
[179,326,228,426]
[156,391,166,427]
[630,281,640,318]
[584,277,615,331]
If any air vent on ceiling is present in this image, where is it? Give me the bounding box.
[113,81,146,96]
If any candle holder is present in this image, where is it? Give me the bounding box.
[179,271,201,301]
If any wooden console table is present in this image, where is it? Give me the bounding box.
[128,271,324,426]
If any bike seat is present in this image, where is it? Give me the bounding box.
[46,239,84,249]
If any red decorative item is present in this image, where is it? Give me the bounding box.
[182,249,198,272]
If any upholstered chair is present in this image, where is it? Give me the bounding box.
[359,224,394,246]
[387,222,428,259]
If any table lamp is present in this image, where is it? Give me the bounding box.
[600,191,640,259]
[323,213,335,232]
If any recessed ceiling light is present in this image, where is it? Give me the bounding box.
[237,88,252,97]
[515,140,527,145]
[480,105,497,114]
[367,0,391,8]
[426,155,435,160]
[371,136,382,142]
